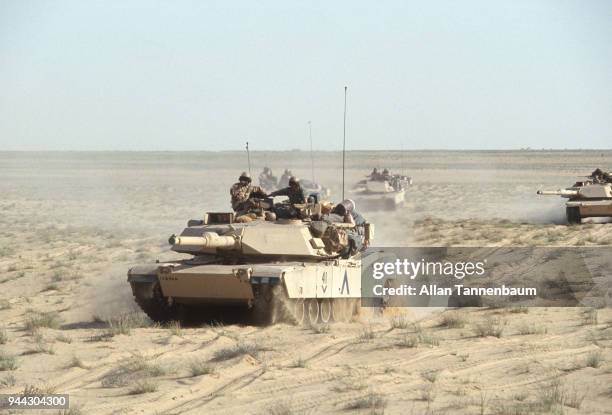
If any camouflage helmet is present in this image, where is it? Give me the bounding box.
[382,168,389,175]
[344,199,356,212]
[239,172,252,183]
[332,199,355,216]
[288,176,299,186]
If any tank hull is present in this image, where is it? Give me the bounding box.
[128,259,364,325]
[567,200,612,217]
[353,189,406,211]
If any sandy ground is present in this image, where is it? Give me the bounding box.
[0,150,611,414]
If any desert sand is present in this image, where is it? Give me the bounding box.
[0,150,611,414]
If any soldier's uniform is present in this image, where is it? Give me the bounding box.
[230,181,266,213]
[269,185,306,205]
[328,199,367,256]
[258,167,278,191]
[279,169,292,188]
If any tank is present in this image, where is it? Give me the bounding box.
[260,169,331,199]
[127,206,375,326]
[352,172,412,211]
[537,172,612,224]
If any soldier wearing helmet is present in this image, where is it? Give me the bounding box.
[230,172,267,213]
[327,199,368,256]
[590,168,612,184]
[331,199,366,227]
[279,169,293,188]
[269,176,306,205]
[369,168,382,181]
[258,166,278,192]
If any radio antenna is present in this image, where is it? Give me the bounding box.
[309,121,314,183]
[342,86,347,200]
[245,141,251,175]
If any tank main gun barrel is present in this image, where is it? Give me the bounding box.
[536,189,579,198]
[169,232,239,251]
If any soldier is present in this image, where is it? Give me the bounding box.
[269,176,306,205]
[258,167,277,192]
[369,168,381,180]
[230,172,267,214]
[381,168,391,181]
[279,169,293,188]
[331,199,366,227]
[327,199,368,256]
[590,168,611,184]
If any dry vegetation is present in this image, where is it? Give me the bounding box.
[0,151,611,413]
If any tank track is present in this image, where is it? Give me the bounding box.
[132,281,180,323]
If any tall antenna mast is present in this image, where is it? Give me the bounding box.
[309,121,314,183]
[342,86,347,200]
[245,141,251,175]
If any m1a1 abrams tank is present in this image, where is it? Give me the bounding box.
[352,169,413,211]
[537,170,612,224]
[127,205,374,326]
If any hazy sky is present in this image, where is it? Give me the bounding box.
[1,1,611,151]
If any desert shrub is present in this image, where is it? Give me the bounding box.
[421,370,439,383]
[129,379,158,395]
[358,325,376,342]
[68,355,88,369]
[516,322,546,335]
[420,334,440,347]
[344,391,386,414]
[212,342,264,362]
[23,384,56,395]
[290,356,308,368]
[0,373,16,387]
[32,333,54,355]
[24,311,61,332]
[390,315,411,329]
[536,376,564,412]
[268,402,294,415]
[189,359,215,377]
[0,353,17,371]
[586,350,603,368]
[440,312,466,328]
[474,317,504,338]
[102,354,165,388]
[104,312,151,336]
[56,333,72,343]
[583,308,598,325]
[508,306,529,314]
[166,320,183,337]
[57,407,84,415]
[396,335,419,348]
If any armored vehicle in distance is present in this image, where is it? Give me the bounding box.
[352,170,412,211]
[127,205,374,326]
[537,170,612,224]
